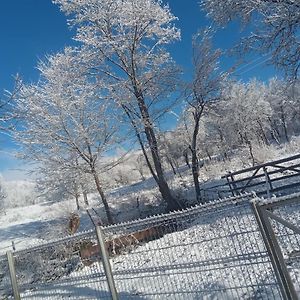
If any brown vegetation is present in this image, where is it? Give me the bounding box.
[67,213,80,235]
[80,225,164,266]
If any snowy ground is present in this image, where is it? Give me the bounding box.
[0,164,192,256]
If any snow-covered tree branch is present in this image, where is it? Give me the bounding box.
[184,28,227,202]
[201,0,300,78]
[54,0,183,211]
[13,49,118,224]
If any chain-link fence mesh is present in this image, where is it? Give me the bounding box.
[0,254,12,300]
[3,193,300,299]
[259,193,300,294]
[11,230,110,299]
[100,194,282,299]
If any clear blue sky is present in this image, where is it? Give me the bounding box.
[0,0,278,179]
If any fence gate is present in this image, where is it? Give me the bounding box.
[252,193,300,300]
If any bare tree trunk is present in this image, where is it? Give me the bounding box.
[83,191,89,206]
[81,184,89,206]
[91,169,113,224]
[167,156,177,175]
[183,150,191,168]
[137,169,146,181]
[144,124,181,211]
[244,134,255,166]
[268,117,281,144]
[205,148,212,161]
[190,111,203,203]
[122,104,158,182]
[191,146,201,202]
[73,181,80,210]
[217,128,228,161]
[280,106,289,142]
[75,194,80,211]
[257,120,269,145]
[131,91,182,211]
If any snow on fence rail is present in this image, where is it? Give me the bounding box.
[224,153,300,198]
[1,193,300,299]
[202,153,300,201]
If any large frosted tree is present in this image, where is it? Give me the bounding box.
[14,49,116,224]
[201,0,300,78]
[54,0,182,210]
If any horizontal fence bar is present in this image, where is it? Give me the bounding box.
[222,153,300,177]
[257,192,300,209]
[264,210,300,235]
[226,175,300,196]
[224,167,300,187]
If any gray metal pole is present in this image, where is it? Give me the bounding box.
[251,201,298,300]
[263,167,271,199]
[6,250,21,300]
[95,225,119,300]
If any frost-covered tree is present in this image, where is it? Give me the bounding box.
[36,158,91,209]
[14,50,117,224]
[266,78,300,142]
[0,99,10,133]
[221,80,272,164]
[0,78,20,134]
[158,130,187,176]
[133,153,148,181]
[54,0,182,211]
[199,102,235,160]
[201,0,300,78]
[288,80,300,134]
[0,177,6,212]
[184,29,226,202]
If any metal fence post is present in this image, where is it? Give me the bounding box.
[251,201,298,300]
[263,167,272,199]
[6,250,21,300]
[95,225,119,300]
[227,171,237,196]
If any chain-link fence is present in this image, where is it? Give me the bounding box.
[0,254,12,299]
[1,193,300,299]
[253,192,300,298]
[272,196,300,292]
[101,194,282,299]
[14,229,110,300]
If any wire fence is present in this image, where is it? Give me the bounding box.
[1,193,299,299]
[255,193,300,296]
[101,194,281,299]
[273,200,300,291]
[0,255,11,299]
[14,230,109,300]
